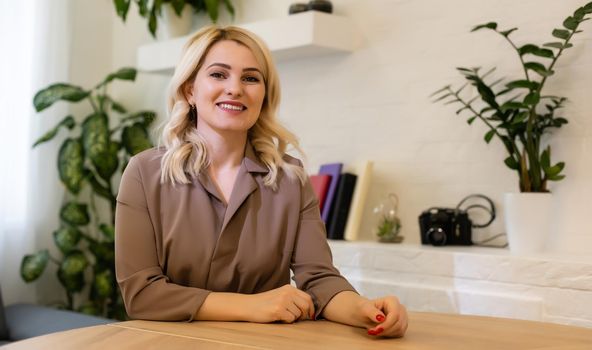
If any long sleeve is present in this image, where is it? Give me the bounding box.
[115,156,211,321]
[291,176,357,319]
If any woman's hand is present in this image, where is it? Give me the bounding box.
[359,296,408,338]
[245,284,315,324]
[322,291,408,338]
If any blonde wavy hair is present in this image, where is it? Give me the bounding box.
[160,25,306,190]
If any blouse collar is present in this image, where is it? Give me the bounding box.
[243,141,269,174]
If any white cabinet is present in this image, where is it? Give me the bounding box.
[329,241,592,328]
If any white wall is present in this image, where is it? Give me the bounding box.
[107,0,592,254]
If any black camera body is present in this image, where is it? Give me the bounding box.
[419,208,472,246]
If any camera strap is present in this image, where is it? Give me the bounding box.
[455,194,496,228]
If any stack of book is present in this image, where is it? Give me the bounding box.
[309,161,373,241]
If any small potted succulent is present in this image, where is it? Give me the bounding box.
[432,2,592,253]
[373,194,403,243]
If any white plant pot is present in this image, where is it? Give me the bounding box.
[504,192,552,254]
[157,5,193,40]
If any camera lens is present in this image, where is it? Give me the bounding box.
[427,227,447,246]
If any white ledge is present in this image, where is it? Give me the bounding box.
[328,241,592,328]
[137,11,356,74]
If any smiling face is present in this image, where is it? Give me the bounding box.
[185,40,266,139]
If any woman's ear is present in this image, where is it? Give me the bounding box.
[182,80,194,104]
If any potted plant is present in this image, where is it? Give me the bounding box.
[432,3,592,253]
[113,0,235,39]
[373,193,403,243]
[20,67,155,319]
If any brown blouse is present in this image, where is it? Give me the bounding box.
[115,143,356,321]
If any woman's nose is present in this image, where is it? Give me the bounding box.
[225,77,243,97]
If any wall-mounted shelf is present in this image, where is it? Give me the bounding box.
[137,11,356,74]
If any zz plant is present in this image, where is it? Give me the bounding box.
[20,67,155,319]
[432,2,592,192]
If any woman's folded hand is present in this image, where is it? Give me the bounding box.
[246,284,315,323]
[361,295,408,338]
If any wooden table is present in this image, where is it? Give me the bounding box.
[2,312,592,349]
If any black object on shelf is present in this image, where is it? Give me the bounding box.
[308,0,333,13]
[327,173,357,240]
[289,3,309,15]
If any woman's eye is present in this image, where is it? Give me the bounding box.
[210,72,226,79]
[243,76,260,83]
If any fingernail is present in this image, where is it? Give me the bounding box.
[376,314,385,322]
[368,327,384,336]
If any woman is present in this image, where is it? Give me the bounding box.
[115,25,407,338]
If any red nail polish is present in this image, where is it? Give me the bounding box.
[375,327,384,335]
[376,314,385,322]
[367,329,377,336]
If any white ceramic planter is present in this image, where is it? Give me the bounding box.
[157,5,193,40]
[504,192,552,254]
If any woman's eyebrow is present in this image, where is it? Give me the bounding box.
[243,67,263,75]
[207,62,231,70]
[207,62,263,75]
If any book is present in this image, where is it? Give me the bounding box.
[309,174,331,212]
[327,173,357,240]
[319,163,343,224]
[343,161,374,241]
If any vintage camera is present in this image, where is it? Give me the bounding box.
[418,194,496,246]
[419,208,472,246]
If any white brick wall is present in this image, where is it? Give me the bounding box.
[270,0,592,254]
[330,241,592,328]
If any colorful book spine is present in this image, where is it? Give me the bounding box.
[309,174,331,213]
[343,161,374,241]
[327,173,357,240]
[319,163,343,224]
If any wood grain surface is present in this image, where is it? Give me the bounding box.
[2,312,591,349]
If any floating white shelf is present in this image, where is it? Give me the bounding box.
[137,11,356,74]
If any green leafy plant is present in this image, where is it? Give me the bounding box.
[113,0,235,38]
[376,216,402,243]
[432,3,592,192]
[373,194,403,243]
[20,67,156,320]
